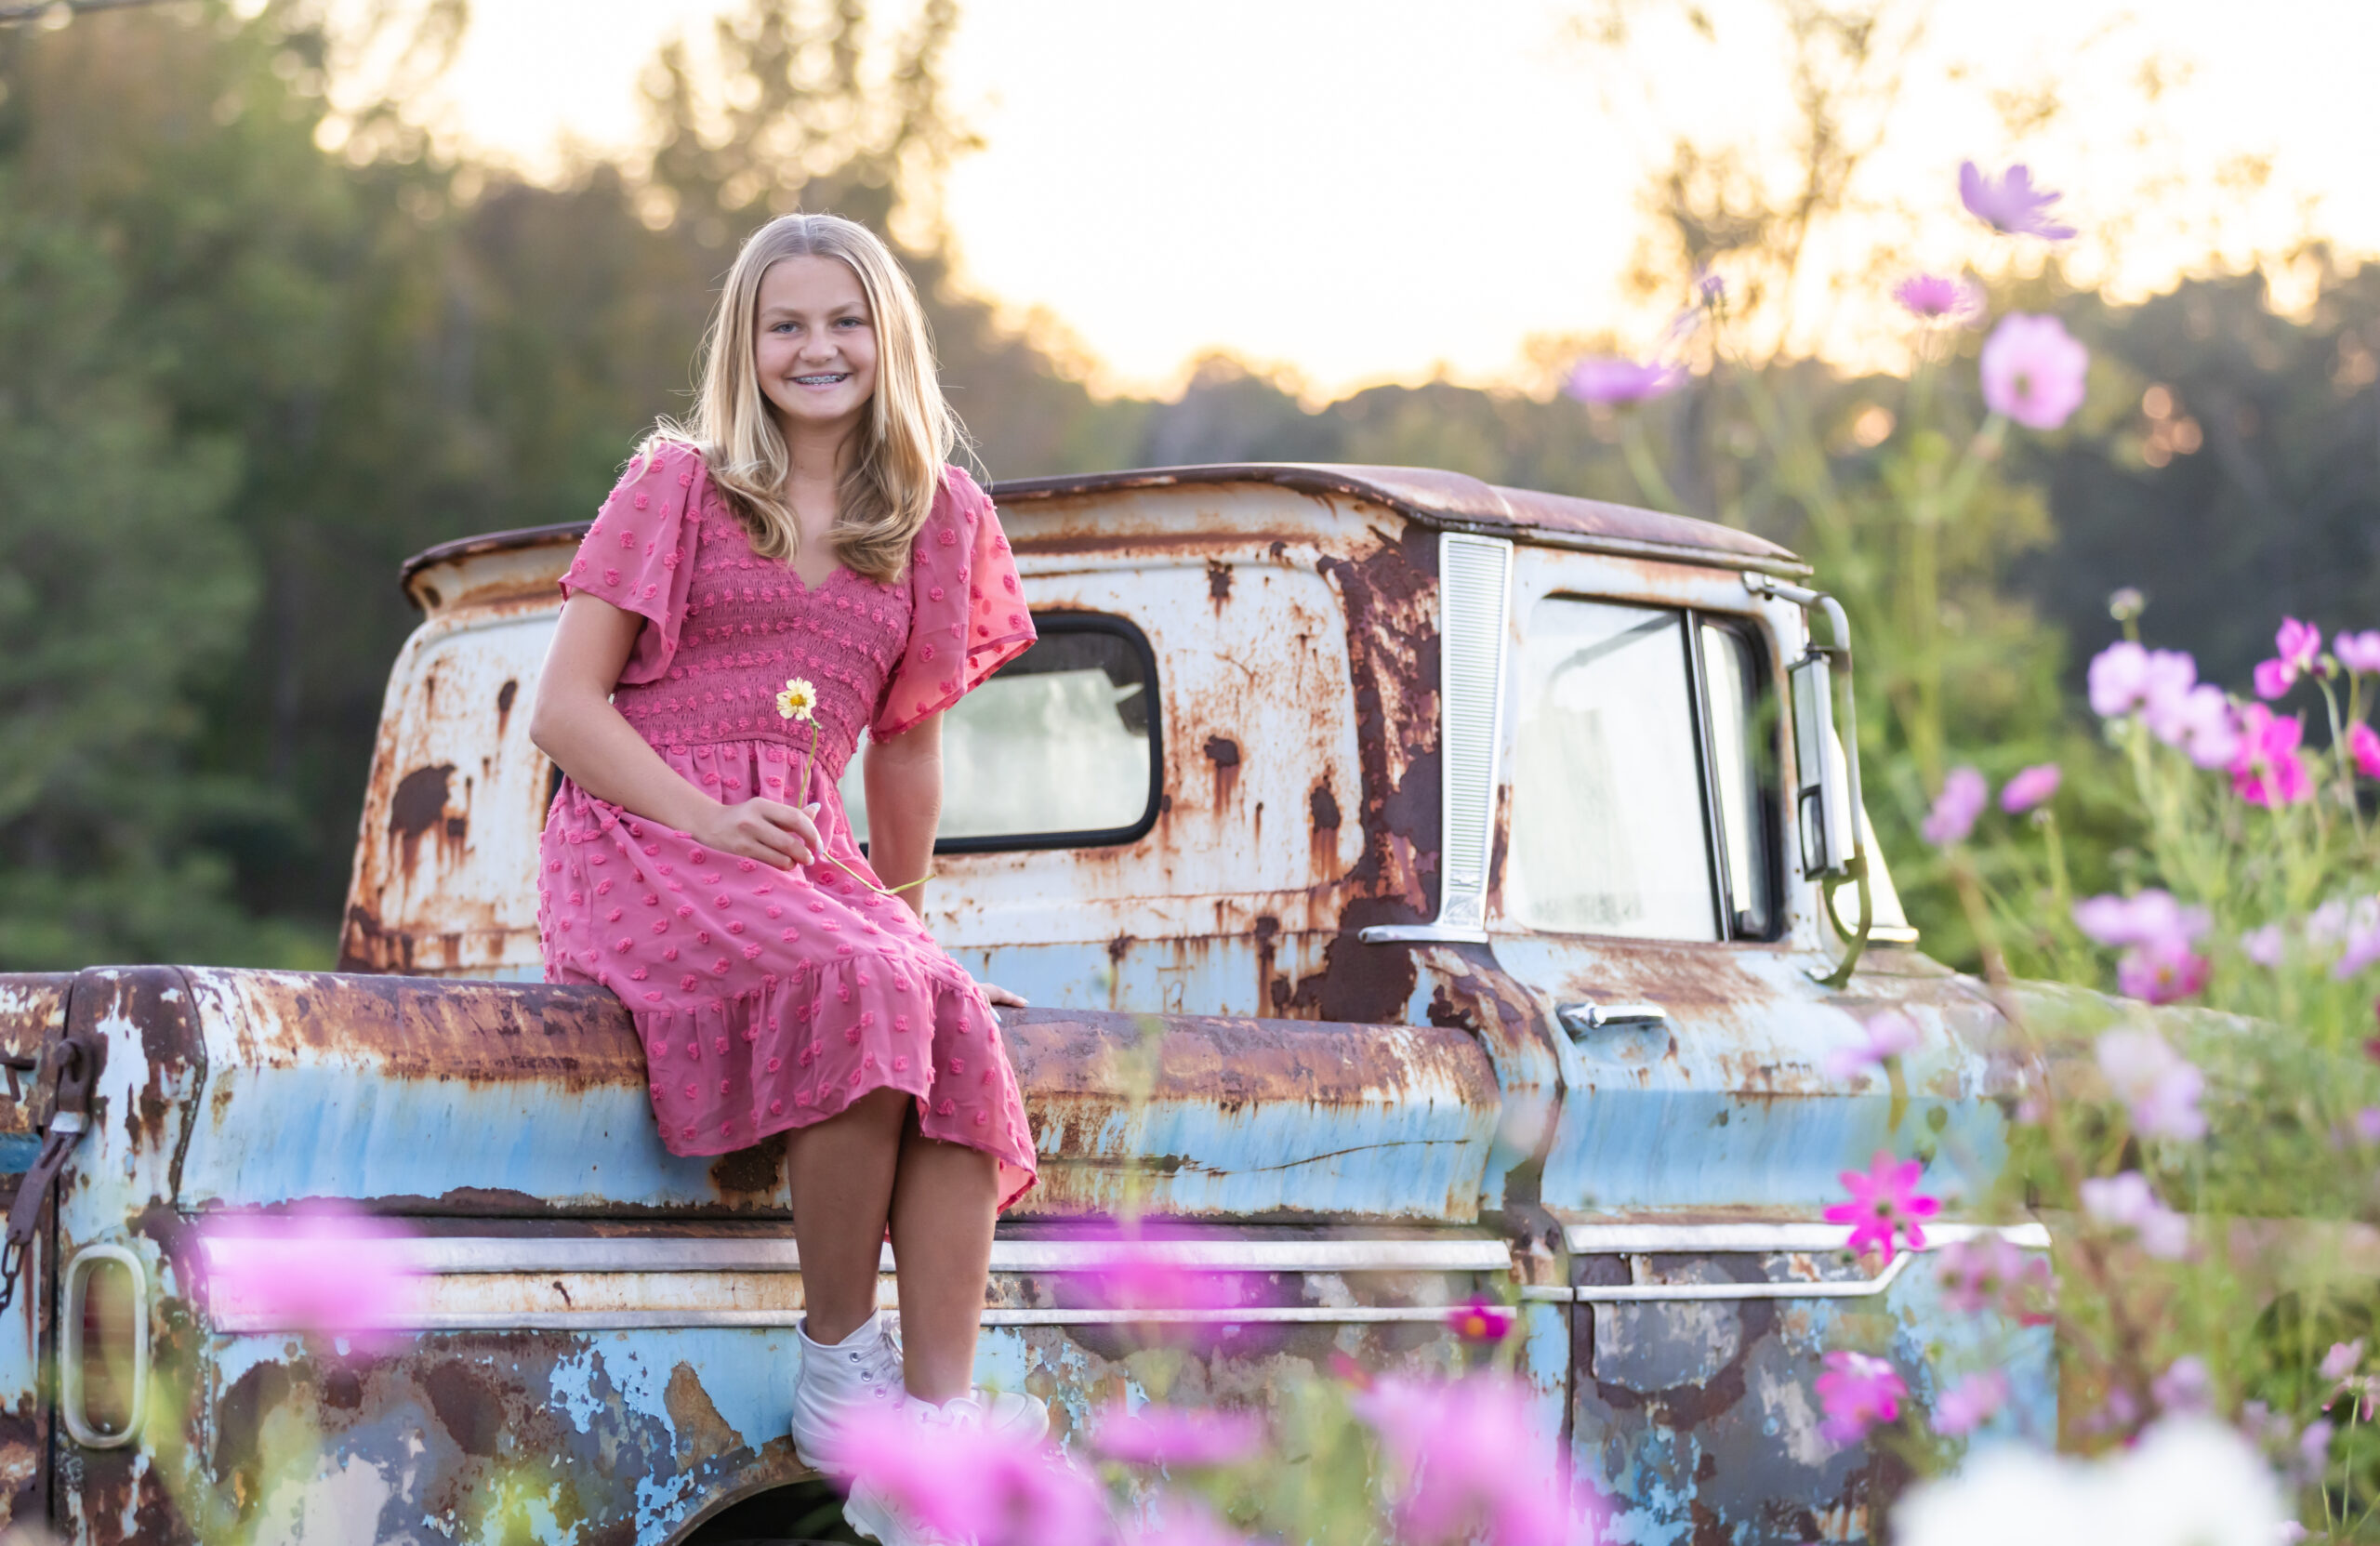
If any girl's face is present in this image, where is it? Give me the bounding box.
[753,255,879,440]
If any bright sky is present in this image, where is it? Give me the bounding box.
[402,0,2380,399]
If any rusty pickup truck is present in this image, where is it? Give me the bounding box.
[0,463,2049,1543]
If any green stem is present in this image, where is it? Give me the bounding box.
[1619,414,1686,513]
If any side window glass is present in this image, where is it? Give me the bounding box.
[842,614,1160,851]
[1699,622,1775,938]
[1507,599,1719,941]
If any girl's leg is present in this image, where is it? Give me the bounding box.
[785,1086,910,1344]
[886,1108,999,1403]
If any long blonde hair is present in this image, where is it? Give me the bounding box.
[658,214,960,583]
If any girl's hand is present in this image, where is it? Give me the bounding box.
[981,983,1028,1008]
[688,798,821,868]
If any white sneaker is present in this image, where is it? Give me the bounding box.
[844,1472,968,1546]
[790,1312,906,1474]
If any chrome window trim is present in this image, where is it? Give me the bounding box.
[1563,1220,2049,1255]
[212,1304,1489,1334]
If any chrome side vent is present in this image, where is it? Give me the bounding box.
[1362,532,1512,946]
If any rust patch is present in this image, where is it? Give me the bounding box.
[1203,735,1241,808]
[665,1361,746,1462]
[389,763,456,879]
[707,1133,788,1200]
[1206,558,1233,603]
[496,679,519,736]
[423,1361,505,1458]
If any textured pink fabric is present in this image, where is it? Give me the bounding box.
[540,442,1038,1205]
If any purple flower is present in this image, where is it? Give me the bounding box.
[2088,641,2198,720]
[1351,1375,1568,1546]
[2148,683,2241,769]
[1936,1235,2055,1325]
[2116,938,2213,1005]
[2229,705,2313,808]
[1959,161,2078,240]
[2350,723,2380,781]
[2079,1170,2189,1259]
[2334,630,2380,675]
[1824,1150,1941,1264]
[1092,1404,1267,1468]
[1922,766,1990,845]
[2072,890,2209,951]
[1981,313,2090,430]
[2320,1340,2363,1384]
[2241,924,2286,968]
[202,1203,421,1350]
[1815,1351,1908,1446]
[2152,1355,2214,1415]
[2334,905,2380,980]
[2358,1107,2380,1144]
[829,1401,1109,1546]
[1932,1369,2010,1436]
[2000,762,2061,813]
[1565,357,1683,405]
[1893,272,1984,324]
[2254,618,2323,700]
[1822,1010,1920,1082]
[2096,1028,2207,1141]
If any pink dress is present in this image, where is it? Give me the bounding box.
[537,440,1039,1206]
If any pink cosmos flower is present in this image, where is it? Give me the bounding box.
[1815,1351,1909,1445]
[2116,938,2213,1005]
[1893,273,1984,324]
[2334,630,2380,675]
[2241,924,2286,968]
[2096,1028,2207,1140]
[828,1401,1109,1546]
[1446,1295,1516,1344]
[1981,313,2090,430]
[2350,723,2380,781]
[1565,357,1683,405]
[1824,1150,1941,1263]
[2088,641,2199,721]
[1070,1221,1246,1348]
[1350,1375,1568,1546]
[2254,618,2323,700]
[1092,1404,1268,1468]
[2334,906,2380,980]
[2229,705,2313,808]
[1922,766,1990,846]
[1932,1369,2010,1436]
[2079,1170,2189,1260]
[1960,161,2078,240]
[1936,1235,2054,1325]
[2320,1341,2378,1421]
[201,1203,420,1349]
[2072,890,2209,951]
[1822,1009,1920,1082]
[2001,762,2061,813]
[2152,1354,2214,1415]
[2320,1340,2362,1384]
[2149,683,2241,768]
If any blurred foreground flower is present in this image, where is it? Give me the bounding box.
[1092,1403,1267,1469]
[2001,762,2060,813]
[2079,1170,2189,1259]
[1446,1294,1514,1344]
[201,1202,419,1348]
[2095,1028,2207,1141]
[1936,1234,2054,1325]
[1894,272,1983,324]
[828,1399,1107,1546]
[2334,629,2380,675]
[2151,1354,2213,1416]
[1824,1150,1939,1262]
[1822,1009,1918,1082]
[2349,722,2380,781]
[1922,766,1989,846]
[1565,356,1682,406]
[1932,1369,2010,1436]
[2074,890,2211,1004]
[1814,1351,1906,1445]
[1894,1420,2283,1546]
[1070,1221,1245,1348]
[1351,1374,1569,1546]
[1125,1501,1253,1546]
[1959,161,2077,240]
[1980,314,2089,431]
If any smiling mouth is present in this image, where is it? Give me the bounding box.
[790,372,851,387]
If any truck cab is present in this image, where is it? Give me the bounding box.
[0,464,2045,1544]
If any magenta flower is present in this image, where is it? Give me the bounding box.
[2350,723,2380,781]
[2072,889,2209,951]
[1071,1221,1246,1348]
[2000,762,2061,813]
[1565,356,1683,406]
[1981,313,2090,430]
[1922,766,1990,846]
[1351,1375,1568,1546]
[1959,161,2077,240]
[2229,704,2313,808]
[2115,938,2213,1004]
[2095,1027,2207,1140]
[1893,272,1983,324]
[1822,1010,1919,1083]
[201,1203,420,1349]
[1446,1295,1515,1344]
[2254,618,2324,699]
[1932,1369,2010,1436]
[1092,1404,1267,1468]
[1824,1150,1941,1263]
[1815,1351,1909,1446]
[2079,1170,2189,1259]
[1935,1235,2054,1325]
[828,1401,1109,1546]
[2334,630,2380,675]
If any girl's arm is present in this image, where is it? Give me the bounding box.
[530,593,820,869]
[860,711,944,918]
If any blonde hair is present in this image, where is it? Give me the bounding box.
[656,213,960,583]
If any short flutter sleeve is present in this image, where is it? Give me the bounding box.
[560,442,704,686]
[871,468,1037,739]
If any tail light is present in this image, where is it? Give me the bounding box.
[62,1244,147,1447]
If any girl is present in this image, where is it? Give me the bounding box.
[529,213,1042,1545]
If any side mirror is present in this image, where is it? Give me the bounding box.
[1789,654,1854,879]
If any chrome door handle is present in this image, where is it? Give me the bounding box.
[1556,1001,1668,1037]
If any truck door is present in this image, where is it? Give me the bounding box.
[0,975,69,1528]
